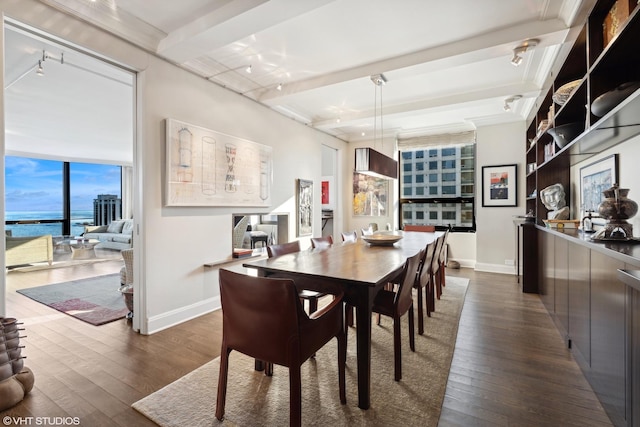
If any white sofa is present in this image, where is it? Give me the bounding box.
[84,219,133,250]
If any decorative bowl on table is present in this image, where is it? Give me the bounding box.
[362,233,403,246]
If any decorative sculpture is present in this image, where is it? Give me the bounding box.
[540,183,570,220]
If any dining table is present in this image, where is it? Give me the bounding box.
[243,230,441,409]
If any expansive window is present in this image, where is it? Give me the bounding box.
[399,143,475,231]
[5,156,122,237]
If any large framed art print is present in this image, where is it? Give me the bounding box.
[580,154,618,224]
[482,164,517,207]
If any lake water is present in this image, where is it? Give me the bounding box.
[5,210,94,237]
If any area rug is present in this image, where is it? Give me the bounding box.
[16,273,128,325]
[132,276,469,427]
[8,257,118,273]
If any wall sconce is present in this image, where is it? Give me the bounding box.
[511,39,539,66]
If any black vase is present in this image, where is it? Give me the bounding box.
[591,81,640,117]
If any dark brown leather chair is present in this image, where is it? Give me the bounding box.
[340,231,357,242]
[310,235,333,249]
[414,240,438,334]
[371,249,423,381]
[403,224,436,232]
[436,229,450,293]
[216,269,346,426]
[267,241,325,314]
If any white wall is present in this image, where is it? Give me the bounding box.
[0,0,347,333]
[475,121,526,274]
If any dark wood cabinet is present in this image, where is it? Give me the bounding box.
[568,243,591,365]
[591,250,626,426]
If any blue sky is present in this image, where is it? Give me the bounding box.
[5,156,121,213]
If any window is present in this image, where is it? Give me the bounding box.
[5,156,122,237]
[403,163,412,172]
[399,143,475,231]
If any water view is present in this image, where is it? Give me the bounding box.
[6,210,94,237]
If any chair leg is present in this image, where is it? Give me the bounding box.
[345,304,354,327]
[337,329,347,404]
[408,305,415,352]
[436,270,443,300]
[215,345,231,421]
[308,296,318,314]
[265,362,274,376]
[289,365,302,427]
[417,287,424,335]
[393,315,402,381]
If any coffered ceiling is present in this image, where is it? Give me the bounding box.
[6,0,596,163]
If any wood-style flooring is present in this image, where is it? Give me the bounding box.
[2,262,613,426]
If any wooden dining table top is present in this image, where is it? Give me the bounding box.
[243,230,441,287]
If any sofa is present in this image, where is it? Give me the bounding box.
[84,219,133,250]
[6,235,53,267]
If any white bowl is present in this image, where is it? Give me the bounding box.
[362,233,403,246]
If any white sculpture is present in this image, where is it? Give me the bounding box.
[540,183,570,220]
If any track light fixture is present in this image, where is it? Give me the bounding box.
[36,60,44,76]
[511,39,539,66]
[503,95,522,111]
[276,83,282,91]
[245,65,252,74]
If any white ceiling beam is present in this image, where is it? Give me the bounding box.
[157,0,336,63]
[312,82,542,131]
[260,18,570,103]
[38,0,166,51]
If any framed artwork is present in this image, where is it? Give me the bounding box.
[297,179,313,236]
[482,164,517,207]
[580,154,618,225]
[322,180,329,205]
[352,172,389,216]
[165,118,272,206]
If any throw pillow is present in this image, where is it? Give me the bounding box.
[107,220,125,234]
[121,220,134,235]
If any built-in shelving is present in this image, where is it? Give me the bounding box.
[525,0,640,224]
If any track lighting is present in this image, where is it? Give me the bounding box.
[36,60,44,76]
[511,39,539,66]
[276,83,282,91]
[245,65,252,74]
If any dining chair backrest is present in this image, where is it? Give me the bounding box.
[341,231,358,242]
[404,224,436,232]
[395,249,424,316]
[416,240,438,290]
[361,227,374,237]
[310,235,333,249]
[438,229,450,264]
[368,223,379,232]
[219,269,304,363]
[267,240,301,258]
[430,234,445,274]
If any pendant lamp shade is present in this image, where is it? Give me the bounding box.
[355,147,398,179]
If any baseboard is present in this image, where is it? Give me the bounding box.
[474,262,517,275]
[145,296,221,334]
[447,258,475,270]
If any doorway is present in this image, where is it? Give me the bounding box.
[2,21,136,319]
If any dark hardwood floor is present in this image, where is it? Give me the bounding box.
[2,262,612,426]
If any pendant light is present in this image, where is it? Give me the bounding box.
[354,73,398,179]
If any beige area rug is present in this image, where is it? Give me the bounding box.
[133,276,469,427]
[7,257,118,273]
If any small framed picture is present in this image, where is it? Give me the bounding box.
[482,164,518,207]
[297,179,313,236]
